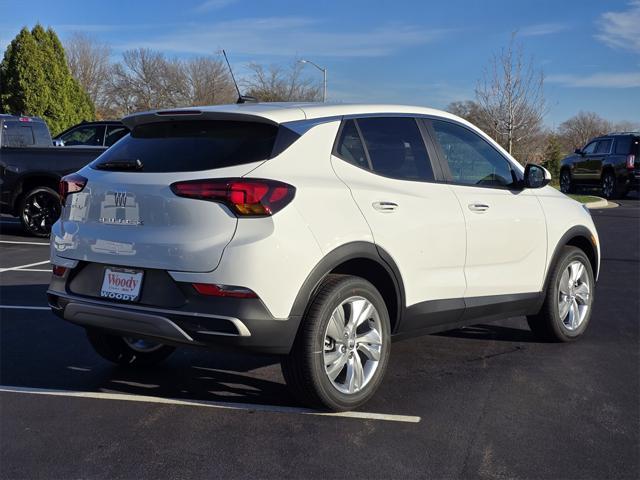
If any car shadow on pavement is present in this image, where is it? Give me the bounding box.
[0,284,298,407]
[436,323,538,343]
[2,284,538,409]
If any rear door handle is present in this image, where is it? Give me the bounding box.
[468,203,490,213]
[372,201,398,212]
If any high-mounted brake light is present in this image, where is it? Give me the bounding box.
[192,283,258,299]
[59,173,87,204]
[626,154,636,170]
[171,178,295,217]
[18,117,32,122]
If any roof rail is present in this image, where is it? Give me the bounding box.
[606,131,640,136]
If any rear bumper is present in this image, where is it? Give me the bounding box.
[47,278,301,355]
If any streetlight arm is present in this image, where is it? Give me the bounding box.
[299,59,327,103]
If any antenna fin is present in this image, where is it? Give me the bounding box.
[222,49,258,104]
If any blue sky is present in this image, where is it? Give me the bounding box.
[1,0,639,126]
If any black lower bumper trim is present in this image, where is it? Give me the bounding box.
[47,291,301,355]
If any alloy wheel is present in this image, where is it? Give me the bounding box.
[22,191,61,236]
[557,260,591,331]
[323,296,383,394]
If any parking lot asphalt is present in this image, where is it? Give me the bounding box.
[1,195,639,479]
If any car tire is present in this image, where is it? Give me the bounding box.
[527,246,595,342]
[86,328,176,366]
[559,169,574,194]
[281,274,391,411]
[18,186,61,237]
[601,171,620,199]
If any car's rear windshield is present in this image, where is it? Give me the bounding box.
[90,120,281,172]
[1,120,50,147]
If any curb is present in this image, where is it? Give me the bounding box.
[584,197,610,209]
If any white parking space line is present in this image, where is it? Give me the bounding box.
[8,269,51,272]
[0,385,421,423]
[0,260,50,272]
[0,240,49,246]
[0,306,50,310]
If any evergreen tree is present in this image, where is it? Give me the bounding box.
[543,134,564,184]
[0,25,94,135]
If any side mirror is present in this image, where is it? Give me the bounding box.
[53,138,65,147]
[524,164,551,189]
[574,148,583,155]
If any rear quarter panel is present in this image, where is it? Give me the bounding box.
[170,122,364,320]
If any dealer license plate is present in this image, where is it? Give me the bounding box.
[100,267,143,302]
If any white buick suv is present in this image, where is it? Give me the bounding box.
[49,103,599,411]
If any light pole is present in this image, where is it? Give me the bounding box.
[299,59,327,102]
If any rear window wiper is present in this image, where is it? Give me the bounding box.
[94,158,143,171]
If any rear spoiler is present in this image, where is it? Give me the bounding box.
[122,107,299,130]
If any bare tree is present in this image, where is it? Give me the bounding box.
[244,61,321,102]
[447,100,493,135]
[65,33,111,118]
[557,111,612,151]
[184,57,236,106]
[106,48,188,114]
[475,33,546,161]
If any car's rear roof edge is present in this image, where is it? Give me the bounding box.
[122,104,308,130]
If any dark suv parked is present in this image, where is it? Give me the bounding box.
[560,132,639,199]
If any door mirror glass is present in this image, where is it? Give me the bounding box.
[524,164,551,189]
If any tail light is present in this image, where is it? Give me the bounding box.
[626,154,636,169]
[52,265,68,277]
[192,283,257,298]
[171,178,295,217]
[59,173,87,204]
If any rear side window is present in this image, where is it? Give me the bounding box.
[614,136,635,155]
[595,139,612,154]
[2,122,34,147]
[335,120,368,169]
[91,120,280,172]
[335,117,434,181]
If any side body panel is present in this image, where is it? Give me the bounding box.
[331,157,467,306]
[448,185,548,297]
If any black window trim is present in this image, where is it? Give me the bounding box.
[331,116,445,184]
[423,117,525,191]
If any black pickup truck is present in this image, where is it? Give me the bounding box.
[0,115,106,236]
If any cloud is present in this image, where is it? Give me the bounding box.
[520,23,568,37]
[547,72,640,88]
[195,0,238,12]
[115,17,449,58]
[596,0,640,53]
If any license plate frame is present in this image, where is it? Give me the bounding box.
[100,267,144,302]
